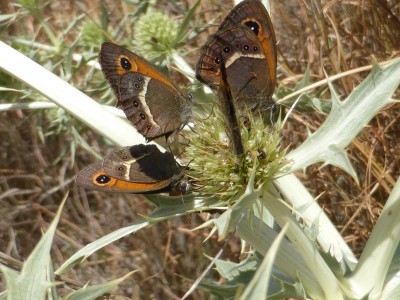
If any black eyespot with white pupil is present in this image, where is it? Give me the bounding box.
[244,20,260,36]
[96,174,111,184]
[140,113,146,120]
[243,45,249,51]
[133,100,139,107]
[215,57,221,64]
[120,57,131,70]
[223,47,230,53]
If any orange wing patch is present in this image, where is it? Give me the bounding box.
[133,56,176,90]
[115,54,139,75]
[91,170,171,192]
[115,53,176,90]
[240,17,276,85]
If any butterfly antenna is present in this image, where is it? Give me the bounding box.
[185,122,197,135]
[202,100,216,121]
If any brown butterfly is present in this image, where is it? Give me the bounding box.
[99,43,193,143]
[76,144,185,194]
[196,0,277,112]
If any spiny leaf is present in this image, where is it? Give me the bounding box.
[0,194,67,300]
[239,226,288,300]
[64,271,137,300]
[56,221,149,274]
[287,58,400,181]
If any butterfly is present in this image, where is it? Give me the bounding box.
[99,42,193,143]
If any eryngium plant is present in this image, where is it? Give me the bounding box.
[1,0,400,297]
[133,11,180,64]
[186,110,288,203]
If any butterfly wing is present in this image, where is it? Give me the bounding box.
[100,42,192,141]
[102,144,182,183]
[198,26,272,110]
[196,0,276,110]
[220,0,277,92]
[76,144,182,193]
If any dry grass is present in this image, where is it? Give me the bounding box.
[275,0,400,256]
[0,0,399,298]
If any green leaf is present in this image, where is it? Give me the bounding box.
[64,271,137,300]
[145,193,220,220]
[100,1,109,30]
[239,225,288,299]
[0,13,17,23]
[287,58,400,180]
[0,291,7,300]
[347,177,400,298]
[261,184,344,299]
[274,174,357,269]
[173,0,201,46]
[382,280,400,300]
[57,192,220,275]
[0,194,67,300]
[275,64,331,113]
[267,277,307,300]
[215,256,259,283]
[206,233,307,299]
[55,221,149,274]
[0,41,144,147]
[199,281,241,298]
[0,87,22,92]
[0,13,18,30]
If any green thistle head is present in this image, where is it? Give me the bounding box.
[81,21,103,48]
[186,109,289,204]
[133,11,179,63]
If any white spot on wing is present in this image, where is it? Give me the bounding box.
[225,52,266,69]
[121,158,137,180]
[138,77,160,132]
